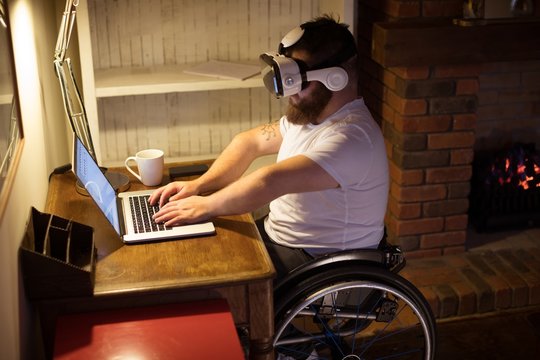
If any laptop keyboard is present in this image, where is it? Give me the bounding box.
[129,195,172,233]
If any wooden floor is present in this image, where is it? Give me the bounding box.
[436,305,540,359]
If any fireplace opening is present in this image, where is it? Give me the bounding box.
[469,142,540,233]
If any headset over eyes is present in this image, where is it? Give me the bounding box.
[260,25,356,98]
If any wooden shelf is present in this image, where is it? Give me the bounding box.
[94,64,263,98]
[371,19,540,67]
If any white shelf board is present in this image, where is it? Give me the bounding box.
[102,154,277,175]
[94,64,264,98]
[0,74,13,105]
[0,94,12,105]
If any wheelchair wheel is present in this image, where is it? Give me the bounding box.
[274,265,436,360]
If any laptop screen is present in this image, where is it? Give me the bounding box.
[73,136,122,235]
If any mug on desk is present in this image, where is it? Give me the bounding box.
[124,149,164,186]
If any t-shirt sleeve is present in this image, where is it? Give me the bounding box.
[303,123,374,187]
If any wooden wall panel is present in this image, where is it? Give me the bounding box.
[89,0,322,69]
[97,89,286,162]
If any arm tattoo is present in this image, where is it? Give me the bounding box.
[260,120,279,141]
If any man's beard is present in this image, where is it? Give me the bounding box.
[286,82,332,125]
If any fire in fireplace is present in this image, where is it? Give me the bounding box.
[484,143,540,190]
[469,143,540,232]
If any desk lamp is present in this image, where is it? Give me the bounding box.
[54,0,129,194]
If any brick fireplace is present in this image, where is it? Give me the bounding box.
[357,0,540,258]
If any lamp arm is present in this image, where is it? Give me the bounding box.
[54,0,78,62]
[0,98,20,176]
[54,59,97,159]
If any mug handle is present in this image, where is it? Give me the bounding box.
[124,156,142,182]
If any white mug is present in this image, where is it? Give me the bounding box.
[124,149,164,186]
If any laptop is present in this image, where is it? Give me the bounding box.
[72,134,216,244]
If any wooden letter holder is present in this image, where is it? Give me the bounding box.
[20,207,96,299]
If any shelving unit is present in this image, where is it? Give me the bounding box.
[76,0,355,165]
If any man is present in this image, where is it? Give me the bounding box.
[150,15,389,279]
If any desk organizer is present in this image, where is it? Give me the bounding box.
[20,207,97,299]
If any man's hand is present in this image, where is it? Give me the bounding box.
[152,195,213,226]
[148,181,199,208]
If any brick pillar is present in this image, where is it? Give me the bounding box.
[379,64,480,258]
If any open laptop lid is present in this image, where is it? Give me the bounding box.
[72,133,216,243]
[72,134,123,236]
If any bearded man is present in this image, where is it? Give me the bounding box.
[150,15,389,279]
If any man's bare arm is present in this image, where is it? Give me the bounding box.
[149,120,282,207]
[195,120,282,193]
[153,154,339,226]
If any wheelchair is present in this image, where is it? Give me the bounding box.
[272,241,437,360]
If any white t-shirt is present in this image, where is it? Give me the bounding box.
[264,98,389,254]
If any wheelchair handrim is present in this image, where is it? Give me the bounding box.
[273,280,433,358]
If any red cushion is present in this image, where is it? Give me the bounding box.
[54,299,244,359]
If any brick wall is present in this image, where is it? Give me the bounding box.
[364,61,479,258]
[476,60,540,152]
[357,0,540,258]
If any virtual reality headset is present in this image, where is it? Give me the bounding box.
[260,53,349,98]
[259,25,356,98]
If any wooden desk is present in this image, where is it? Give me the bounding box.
[39,165,275,359]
